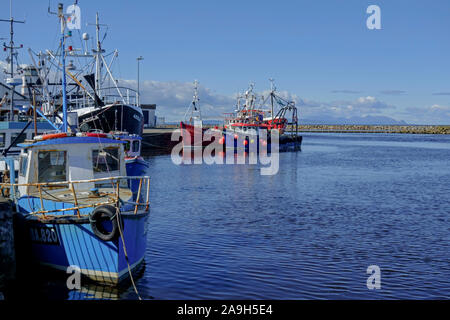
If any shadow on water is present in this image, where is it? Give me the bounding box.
[4,253,149,300]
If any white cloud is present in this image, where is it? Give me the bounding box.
[120,78,399,122]
[430,104,450,111]
[298,95,395,119]
[119,79,235,121]
[0,59,416,123]
[402,105,450,124]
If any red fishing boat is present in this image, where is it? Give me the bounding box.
[179,81,209,149]
[218,82,302,152]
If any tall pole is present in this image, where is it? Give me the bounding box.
[32,90,37,136]
[9,19,13,120]
[137,56,143,106]
[95,13,101,97]
[0,2,25,121]
[269,78,275,121]
[58,3,68,133]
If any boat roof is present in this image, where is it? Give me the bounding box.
[113,134,142,140]
[0,121,55,130]
[18,136,126,149]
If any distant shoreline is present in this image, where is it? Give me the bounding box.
[291,125,450,134]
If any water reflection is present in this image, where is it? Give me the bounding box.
[68,284,120,300]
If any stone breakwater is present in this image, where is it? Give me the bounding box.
[0,197,15,297]
[151,125,450,134]
[293,125,450,134]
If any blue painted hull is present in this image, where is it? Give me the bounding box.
[16,197,149,285]
[125,157,149,192]
[125,157,149,177]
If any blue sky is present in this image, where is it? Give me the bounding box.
[3,0,450,124]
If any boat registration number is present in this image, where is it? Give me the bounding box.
[30,226,60,245]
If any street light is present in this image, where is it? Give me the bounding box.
[137,56,144,106]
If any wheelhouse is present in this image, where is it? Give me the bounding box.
[17,136,128,196]
[113,133,142,158]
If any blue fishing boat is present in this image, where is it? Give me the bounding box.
[0,3,150,285]
[112,132,149,177]
[111,132,149,192]
[9,133,150,284]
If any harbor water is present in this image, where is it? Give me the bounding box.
[6,133,450,299]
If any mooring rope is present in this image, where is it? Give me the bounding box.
[115,206,142,300]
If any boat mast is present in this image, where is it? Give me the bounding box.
[269,78,276,121]
[192,80,201,120]
[244,83,255,119]
[95,12,101,98]
[183,80,201,124]
[58,4,68,132]
[0,0,25,121]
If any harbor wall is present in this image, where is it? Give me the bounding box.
[0,197,15,297]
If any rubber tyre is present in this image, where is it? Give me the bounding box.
[89,205,121,241]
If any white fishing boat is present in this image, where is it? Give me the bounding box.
[26,3,144,136]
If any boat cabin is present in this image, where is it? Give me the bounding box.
[17,135,128,197]
[113,133,142,158]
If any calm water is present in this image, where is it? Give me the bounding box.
[11,133,450,299]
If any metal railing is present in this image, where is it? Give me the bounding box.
[67,86,139,111]
[0,175,150,218]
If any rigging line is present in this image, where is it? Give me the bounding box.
[41,187,66,202]
[76,28,84,57]
[115,205,143,300]
[100,26,108,45]
[87,107,117,190]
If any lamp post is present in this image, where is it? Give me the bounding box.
[137,56,144,106]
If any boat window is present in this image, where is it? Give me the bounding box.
[11,132,26,148]
[38,151,67,183]
[124,140,131,152]
[132,140,140,153]
[92,148,120,172]
[19,154,28,177]
[0,133,4,147]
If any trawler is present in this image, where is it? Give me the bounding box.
[179,80,208,150]
[24,4,144,136]
[0,3,150,285]
[220,82,302,152]
[0,10,55,159]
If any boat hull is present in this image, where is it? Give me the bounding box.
[77,104,144,136]
[179,122,210,149]
[15,198,149,285]
[223,132,302,153]
[125,157,149,192]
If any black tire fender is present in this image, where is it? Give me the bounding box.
[89,205,121,241]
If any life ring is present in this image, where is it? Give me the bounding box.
[86,132,108,138]
[42,132,68,140]
[89,205,121,241]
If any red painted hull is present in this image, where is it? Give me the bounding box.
[179,122,210,148]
